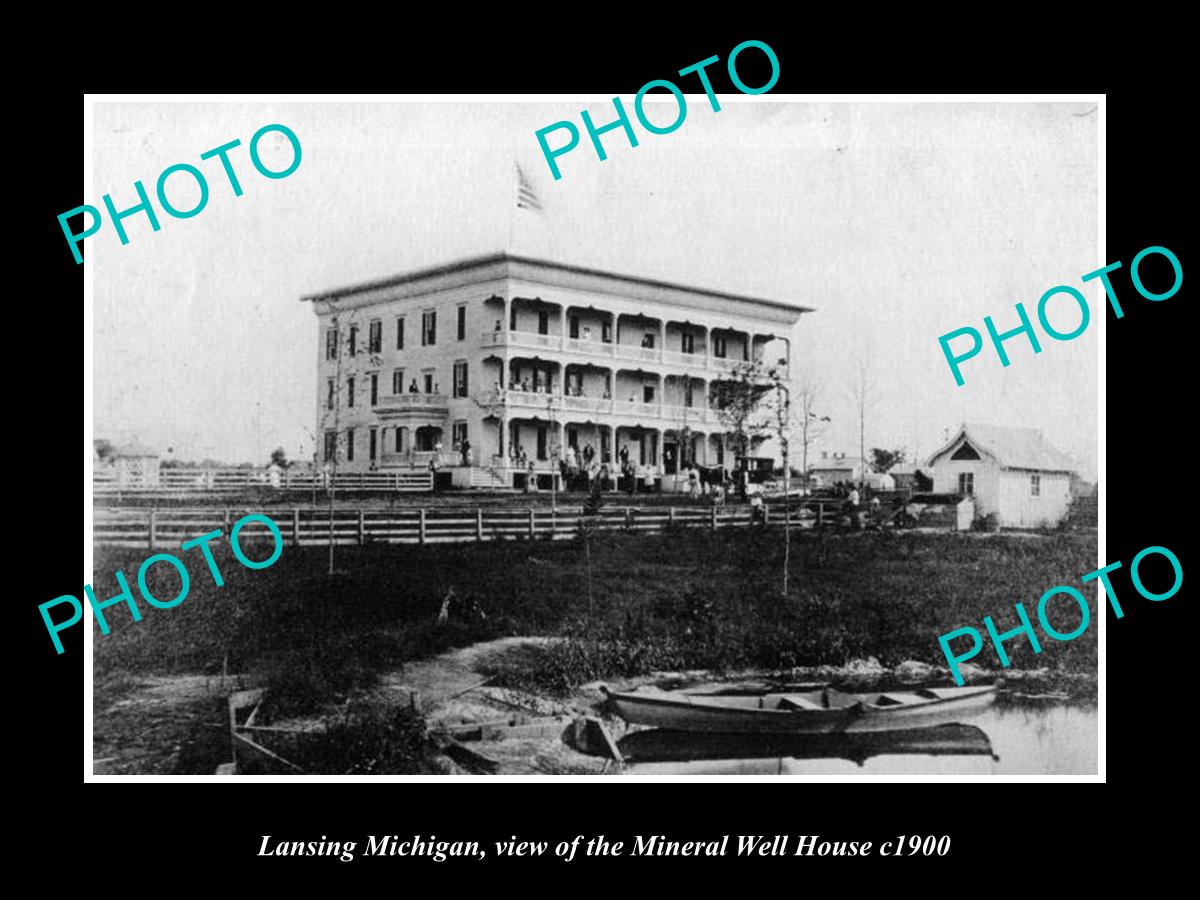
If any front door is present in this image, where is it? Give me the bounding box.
[536,426,547,461]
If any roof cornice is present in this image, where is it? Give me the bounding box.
[301,253,813,321]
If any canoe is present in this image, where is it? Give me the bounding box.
[600,683,997,734]
[615,722,998,765]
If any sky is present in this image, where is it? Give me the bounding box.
[91,99,1098,477]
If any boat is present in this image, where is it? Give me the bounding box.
[600,683,997,734]
[615,723,998,765]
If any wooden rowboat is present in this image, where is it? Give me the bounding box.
[600,683,997,734]
[615,723,998,765]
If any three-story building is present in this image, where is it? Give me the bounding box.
[303,254,810,488]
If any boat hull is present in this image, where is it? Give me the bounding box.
[602,684,997,734]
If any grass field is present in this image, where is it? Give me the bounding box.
[94,528,1097,717]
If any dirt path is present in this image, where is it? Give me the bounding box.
[372,636,611,775]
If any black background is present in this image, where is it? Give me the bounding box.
[18,24,1189,887]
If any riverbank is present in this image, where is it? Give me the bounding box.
[93,528,1097,773]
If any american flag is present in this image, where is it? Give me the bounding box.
[515,163,543,212]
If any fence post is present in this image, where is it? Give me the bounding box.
[625,507,633,529]
[224,508,232,533]
[763,504,771,526]
[818,503,824,529]
[419,508,427,545]
[148,509,157,550]
[358,509,366,545]
[476,509,484,542]
[529,507,536,538]
[711,507,718,530]
[668,506,675,525]
[285,470,291,491]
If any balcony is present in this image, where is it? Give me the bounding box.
[560,394,611,415]
[564,337,617,358]
[481,330,768,378]
[496,390,721,427]
[661,349,708,369]
[614,344,662,364]
[374,393,449,414]
[481,329,563,352]
[709,356,744,373]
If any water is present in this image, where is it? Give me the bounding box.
[621,705,1098,776]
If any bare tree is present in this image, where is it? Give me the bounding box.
[315,302,383,575]
[850,350,878,492]
[793,371,831,493]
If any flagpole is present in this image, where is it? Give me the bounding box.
[508,162,518,252]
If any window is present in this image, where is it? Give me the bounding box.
[684,380,694,407]
[601,320,612,343]
[392,368,404,394]
[510,305,517,331]
[643,384,655,403]
[457,305,467,341]
[958,472,974,496]
[370,372,378,406]
[682,332,694,354]
[396,316,405,350]
[324,430,337,461]
[326,378,335,410]
[1031,474,1041,496]
[395,426,407,453]
[422,310,436,346]
[452,421,468,446]
[368,319,382,354]
[369,428,378,461]
[713,335,727,358]
[537,310,549,335]
[453,360,468,398]
[325,328,338,361]
[423,370,434,394]
[346,376,355,407]
[348,325,358,356]
[569,316,580,339]
[536,427,547,460]
[346,428,355,461]
[416,427,437,452]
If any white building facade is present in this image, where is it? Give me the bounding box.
[927,423,1075,528]
[303,254,809,488]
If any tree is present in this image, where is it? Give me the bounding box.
[850,351,878,491]
[315,302,384,575]
[710,360,776,497]
[270,446,289,468]
[869,447,907,473]
[94,439,116,462]
[793,372,830,492]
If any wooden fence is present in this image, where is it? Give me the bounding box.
[93,502,846,549]
[93,468,433,497]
